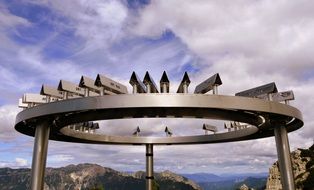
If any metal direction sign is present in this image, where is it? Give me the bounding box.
[21,93,59,107]
[23,93,49,104]
[235,82,278,97]
[96,74,128,94]
[203,124,218,133]
[165,126,172,136]
[41,85,64,98]
[58,80,85,96]
[177,72,191,93]
[133,126,141,136]
[194,73,222,94]
[79,76,102,96]
[18,98,28,108]
[143,72,159,93]
[160,71,170,93]
[271,91,294,102]
[257,90,294,102]
[129,72,146,93]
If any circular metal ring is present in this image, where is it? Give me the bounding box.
[15,94,303,145]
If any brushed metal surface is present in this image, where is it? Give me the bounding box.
[17,73,305,190]
[194,73,222,94]
[177,72,190,93]
[130,72,146,93]
[143,72,159,93]
[15,94,303,145]
[146,144,154,190]
[160,71,169,93]
[275,126,295,190]
[95,74,128,94]
[30,121,50,190]
[236,82,278,97]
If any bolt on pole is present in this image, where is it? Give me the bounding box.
[30,121,50,190]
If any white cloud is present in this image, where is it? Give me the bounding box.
[15,158,28,167]
[0,3,30,28]
[34,0,129,52]
[0,0,198,97]
[48,154,74,163]
[0,105,20,142]
[0,157,29,168]
[133,0,314,79]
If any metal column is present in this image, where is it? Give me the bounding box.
[274,126,295,190]
[183,83,188,93]
[146,144,154,190]
[31,121,50,190]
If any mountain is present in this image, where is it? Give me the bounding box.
[197,176,266,190]
[0,167,30,189]
[3,143,313,190]
[181,173,222,183]
[0,163,201,190]
[181,173,267,190]
[234,177,267,190]
[132,170,201,190]
[219,173,268,179]
[265,143,314,190]
[182,172,268,183]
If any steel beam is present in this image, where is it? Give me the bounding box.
[146,144,154,190]
[274,126,295,190]
[15,94,303,144]
[30,121,50,190]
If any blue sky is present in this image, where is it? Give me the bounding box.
[0,0,314,174]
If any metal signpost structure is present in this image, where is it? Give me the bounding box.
[15,72,303,190]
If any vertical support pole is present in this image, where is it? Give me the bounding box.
[133,84,138,94]
[183,83,188,93]
[31,121,50,190]
[99,87,104,96]
[46,96,51,103]
[213,85,218,94]
[146,144,154,190]
[161,83,168,93]
[84,89,89,97]
[146,84,151,93]
[274,126,295,190]
[63,91,68,99]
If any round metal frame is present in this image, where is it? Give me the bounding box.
[15,94,303,145]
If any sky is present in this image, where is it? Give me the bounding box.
[0,0,314,175]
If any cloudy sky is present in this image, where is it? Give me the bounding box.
[0,0,314,175]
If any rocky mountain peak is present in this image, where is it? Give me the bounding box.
[265,143,314,190]
[159,170,184,179]
[157,170,201,190]
[0,164,201,190]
